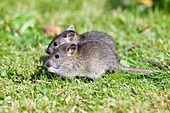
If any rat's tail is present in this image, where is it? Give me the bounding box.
[116,65,163,74]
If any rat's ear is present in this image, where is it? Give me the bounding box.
[65,25,74,31]
[66,32,75,42]
[66,44,77,56]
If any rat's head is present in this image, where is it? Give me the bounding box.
[44,43,78,73]
[46,25,80,54]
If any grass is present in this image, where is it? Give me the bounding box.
[0,0,170,112]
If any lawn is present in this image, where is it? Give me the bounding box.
[0,0,170,112]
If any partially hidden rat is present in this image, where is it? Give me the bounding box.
[44,40,162,79]
[46,25,117,55]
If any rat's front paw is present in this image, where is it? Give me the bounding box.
[48,67,56,73]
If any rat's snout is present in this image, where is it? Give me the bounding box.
[44,60,52,67]
[46,48,52,54]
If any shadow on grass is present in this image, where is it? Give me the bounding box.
[105,0,170,13]
[105,0,137,10]
[120,70,170,89]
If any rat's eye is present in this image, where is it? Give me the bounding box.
[55,54,59,59]
[53,42,58,46]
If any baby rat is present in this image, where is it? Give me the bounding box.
[44,40,162,79]
[46,25,117,54]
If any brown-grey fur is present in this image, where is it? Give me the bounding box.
[46,25,116,55]
[44,40,162,79]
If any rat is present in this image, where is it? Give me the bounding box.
[44,40,162,79]
[46,25,117,55]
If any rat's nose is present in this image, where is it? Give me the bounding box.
[46,48,51,54]
[44,60,52,67]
